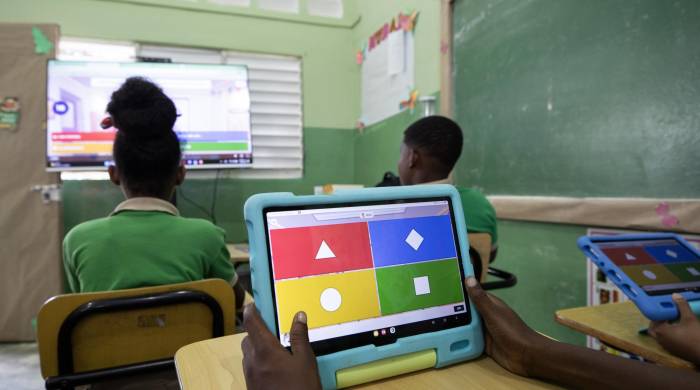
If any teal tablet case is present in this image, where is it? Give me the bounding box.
[244,185,484,389]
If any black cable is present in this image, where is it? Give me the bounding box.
[210,169,221,226]
[177,186,213,221]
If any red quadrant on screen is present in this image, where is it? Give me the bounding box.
[601,247,657,266]
[270,222,373,280]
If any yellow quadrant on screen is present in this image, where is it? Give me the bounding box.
[275,269,381,333]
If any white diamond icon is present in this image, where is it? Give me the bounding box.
[625,253,636,261]
[666,249,678,259]
[315,240,336,260]
[405,229,424,251]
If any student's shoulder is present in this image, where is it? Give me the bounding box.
[175,217,226,241]
[64,217,112,245]
[456,186,490,204]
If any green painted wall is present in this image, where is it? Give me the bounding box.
[452,0,700,197]
[490,221,587,345]
[0,0,357,129]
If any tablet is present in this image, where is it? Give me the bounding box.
[244,185,483,388]
[578,233,700,321]
[264,196,471,354]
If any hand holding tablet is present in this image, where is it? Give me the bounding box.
[244,185,484,389]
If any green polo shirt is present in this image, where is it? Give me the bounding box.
[63,197,236,293]
[457,186,498,246]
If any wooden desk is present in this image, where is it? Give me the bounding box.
[555,301,695,369]
[226,243,250,264]
[175,333,560,389]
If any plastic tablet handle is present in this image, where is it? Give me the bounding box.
[335,349,436,389]
[690,300,700,317]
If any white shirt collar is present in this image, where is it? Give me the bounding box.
[424,176,454,185]
[111,197,179,216]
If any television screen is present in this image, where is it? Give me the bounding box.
[47,60,252,171]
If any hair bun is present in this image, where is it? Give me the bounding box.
[106,77,177,139]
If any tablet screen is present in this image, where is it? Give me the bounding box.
[596,238,700,295]
[264,198,471,355]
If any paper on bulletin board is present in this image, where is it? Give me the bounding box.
[361,30,414,126]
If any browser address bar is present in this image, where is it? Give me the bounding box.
[313,208,406,221]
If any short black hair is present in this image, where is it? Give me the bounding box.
[108,77,181,197]
[403,115,464,172]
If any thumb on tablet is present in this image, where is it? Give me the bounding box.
[290,311,314,359]
[671,293,694,322]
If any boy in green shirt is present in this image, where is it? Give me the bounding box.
[396,115,498,249]
[62,77,246,309]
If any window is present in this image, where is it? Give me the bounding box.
[58,38,303,180]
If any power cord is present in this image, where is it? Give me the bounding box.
[176,170,223,226]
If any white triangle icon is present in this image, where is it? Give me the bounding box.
[315,241,336,260]
[625,253,636,261]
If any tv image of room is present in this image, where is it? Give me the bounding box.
[1,1,699,389]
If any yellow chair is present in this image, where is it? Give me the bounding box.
[37,279,236,389]
[468,233,517,290]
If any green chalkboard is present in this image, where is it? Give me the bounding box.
[452,0,700,198]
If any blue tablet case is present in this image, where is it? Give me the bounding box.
[244,185,484,389]
[578,233,700,321]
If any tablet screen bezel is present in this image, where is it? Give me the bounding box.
[262,196,473,356]
[589,236,700,296]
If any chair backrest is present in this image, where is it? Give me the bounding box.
[469,233,492,282]
[37,278,235,379]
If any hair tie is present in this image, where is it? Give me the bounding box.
[100,116,113,129]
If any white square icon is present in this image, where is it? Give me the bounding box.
[413,276,430,295]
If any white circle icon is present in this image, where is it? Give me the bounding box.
[642,270,657,280]
[320,288,342,312]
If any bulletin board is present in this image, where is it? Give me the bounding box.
[359,12,418,126]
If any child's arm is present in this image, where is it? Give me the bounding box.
[209,242,246,309]
[648,294,700,366]
[465,277,700,389]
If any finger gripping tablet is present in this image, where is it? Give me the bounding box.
[244,185,484,389]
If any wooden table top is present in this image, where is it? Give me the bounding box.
[175,333,561,389]
[555,301,694,369]
[226,243,249,263]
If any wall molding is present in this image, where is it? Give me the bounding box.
[96,0,361,28]
[487,195,700,234]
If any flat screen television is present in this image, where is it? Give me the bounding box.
[46,60,252,171]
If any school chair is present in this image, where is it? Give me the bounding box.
[469,233,518,290]
[37,278,236,389]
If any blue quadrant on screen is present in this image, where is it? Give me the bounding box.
[644,244,699,263]
[368,215,457,267]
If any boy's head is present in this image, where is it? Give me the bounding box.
[397,115,464,185]
[106,77,184,200]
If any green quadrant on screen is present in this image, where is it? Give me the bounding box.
[665,262,700,283]
[375,258,464,315]
[181,141,249,151]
